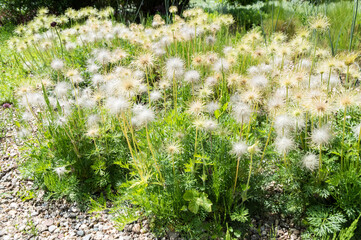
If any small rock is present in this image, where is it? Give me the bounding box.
[83,234,92,240]
[48,225,56,233]
[31,211,39,217]
[77,230,85,236]
[71,207,79,212]
[9,203,18,208]
[119,236,132,240]
[44,219,54,226]
[132,223,141,233]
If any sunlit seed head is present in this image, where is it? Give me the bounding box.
[205,76,218,87]
[232,101,252,123]
[51,58,64,71]
[169,6,178,13]
[193,118,205,128]
[213,58,230,72]
[202,119,218,132]
[227,73,240,87]
[311,127,332,146]
[343,52,358,66]
[267,97,285,115]
[91,74,104,85]
[184,70,201,84]
[206,101,220,114]
[86,127,100,138]
[250,74,268,89]
[310,99,331,117]
[231,141,248,158]
[165,57,185,80]
[54,166,67,178]
[302,154,319,171]
[132,106,155,127]
[275,136,294,154]
[188,100,204,116]
[241,89,261,104]
[309,15,330,31]
[134,53,154,69]
[166,141,182,155]
[274,114,294,133]
[54,82,71,98]
[150,90,162,101]
[105,97,130,115]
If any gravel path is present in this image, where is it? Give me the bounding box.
[0,108,154,240]
[0,107,303,240]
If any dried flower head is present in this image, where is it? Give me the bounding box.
[311,126,332,146]
[231,141,248,158]
[302,154,319,171]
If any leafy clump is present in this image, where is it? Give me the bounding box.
[306,206,347,238]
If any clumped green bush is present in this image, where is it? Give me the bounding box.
[7,5,361,239]
[0,0,190,24]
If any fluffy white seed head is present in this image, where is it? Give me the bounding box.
[105,97,130,115]
[205,76,218,86]
[150,90,162,101]
[165,57,185,80]
[302,154,319,171]
[250,74,268,88]
[231,141,248,158]
[132,106,155,127]
[213,58,230,72]
[54,166,67,178]
[206,101,220,114]
[232,102,252,123]
[274,114,294,134]
[203,119,218,132]
[275,136,294,154]
[51,58,64,71]
[311,127,332,146]
[184,70,201,84]
[54,82,71,98]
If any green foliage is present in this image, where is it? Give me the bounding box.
[333,214,361,240]
[183,189,212,214]
[306,206,347,238]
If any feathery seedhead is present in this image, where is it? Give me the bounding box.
[302,154,319,171]
[311,126,332,146]
[166,141,182,155]
[206,101,220,114]
[274,114,294,134]
[165,57,185,80]
[150,90,162,101]
[51,58,64,71]
[184,70,201,84]
[231,141,248,158]
[275,136,294,154]
[105,97,130,115]
[54,166,67,178]
[188,100,204,116]
[309,15,330,31]
[132,106,155,127]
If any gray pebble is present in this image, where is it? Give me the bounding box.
[77,230,85,236]
[48,225,57,233]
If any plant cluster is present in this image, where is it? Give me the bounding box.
[7,5,361,238]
